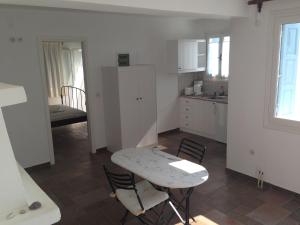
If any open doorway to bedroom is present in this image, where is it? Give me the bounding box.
[40,40,91,164]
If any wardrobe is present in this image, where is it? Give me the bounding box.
[102,65,157,152]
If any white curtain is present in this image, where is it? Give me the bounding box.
[43,42,65,97]
[62,48,85,91]
[43,41,85,98]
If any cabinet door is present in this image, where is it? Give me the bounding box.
[197,40,207,69]
[138,66,157,147]
[180,98,198,130]
[187,40,198,70]
[118,69,142,148]
[197,101,216,137]
[215,103,228,143]
[178,40,198,71]
[178,40,185,71]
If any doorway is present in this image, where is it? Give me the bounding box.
[39,39,92,164]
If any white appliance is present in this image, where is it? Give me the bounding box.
[193,80,203,96]
[184,87,194,96]
[102,65,157,152]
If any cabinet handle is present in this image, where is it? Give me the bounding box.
[185,123,189,127]
[185,108,189,111]
[213,103,217,115]
[185,115,189,119]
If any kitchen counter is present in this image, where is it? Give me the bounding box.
[180,95,228,104]
[179,95,228,143]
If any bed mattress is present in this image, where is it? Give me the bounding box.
[49,104,86,122]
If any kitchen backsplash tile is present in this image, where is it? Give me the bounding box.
[203,80,228,96]
[178,73,203,95]
[178,72,228,96]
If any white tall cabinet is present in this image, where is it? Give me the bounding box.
[102,65,157,152]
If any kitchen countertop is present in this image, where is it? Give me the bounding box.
[180,95,228,104]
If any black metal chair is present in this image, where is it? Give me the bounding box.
[103,166,169,225]
[177,138,206,164]
[167,138,207,223]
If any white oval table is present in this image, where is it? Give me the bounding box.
[111,147,209,225]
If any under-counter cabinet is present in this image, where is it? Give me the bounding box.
[180,97,227,143]
[167,39,206,73]
[102,65,157,152]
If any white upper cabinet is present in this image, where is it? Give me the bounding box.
[197,40,207,69]
[167,39,206,74]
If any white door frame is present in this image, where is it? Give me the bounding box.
[37,36,93,165]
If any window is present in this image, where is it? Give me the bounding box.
[275,23,300,122]
[265,13,300,133]
[207,36,231,78]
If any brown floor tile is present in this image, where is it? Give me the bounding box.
[229,211,263,225]
[204,210,243,225]
[291,208,300,222]
[232,205,257,216]
[276,216,300,225]
[247,204,291,225]
[27,123,300,225]
[174,215,219,225]
[258,188,294,205]
[283,199,300,213]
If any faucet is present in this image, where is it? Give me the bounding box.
[219,86,226,96]
[211,92,217,99]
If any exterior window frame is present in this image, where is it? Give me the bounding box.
[265,11,300,133]
[206,35,230,80]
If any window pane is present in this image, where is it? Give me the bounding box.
[275,23,300,121]
[221,36,230,77]
[208,38,220,77]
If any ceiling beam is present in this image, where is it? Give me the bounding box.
[0,0,248,18]
[248,0,273,13]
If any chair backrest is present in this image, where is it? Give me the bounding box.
[103,166,144,211]
[177,138,206,164]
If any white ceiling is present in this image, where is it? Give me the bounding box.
[0,0,249,18]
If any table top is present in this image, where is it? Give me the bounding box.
[111,148,209,189]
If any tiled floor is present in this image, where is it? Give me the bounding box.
[27,123,300,225]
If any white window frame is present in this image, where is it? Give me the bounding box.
[206,35,230,80]
[264,10,300,133]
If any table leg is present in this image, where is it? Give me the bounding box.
[184,188,193,225]
[164,187,194,225]
[185,194,190,225]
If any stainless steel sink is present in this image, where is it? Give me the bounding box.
[208,96,228,100]
[183,95,228,103]
[216,96,228,99]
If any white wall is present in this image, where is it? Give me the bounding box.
[228,0,300,193]
[0,6,205,168]
[195,18,231,36]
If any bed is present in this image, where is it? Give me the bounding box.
[49,86,87,127]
